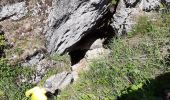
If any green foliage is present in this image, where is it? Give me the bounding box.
[0,32,6,57]
[128,16,154,37]
[0,4,169,100]
[50,54,70,64]
[129,13,170,38]
[111,0,118,5]
[0,34,5,48]
[58,13,170,99]
[59,36,168,99]
[13,47,24,57]
[0,59,34,100]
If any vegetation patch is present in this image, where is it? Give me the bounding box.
[58,13,170,100]
[38,54,71,86]
[0,30,35,99]
[111,0,118,5]
[0,31,6,57]
[0,59,35,100]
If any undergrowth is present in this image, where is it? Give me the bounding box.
[111,0,118,5]
[0,32,34,100]
[0,31,6,57]
[0,1,170,100]
[38,54,71,86]
[0,59,34,100]
[58,13,170,100]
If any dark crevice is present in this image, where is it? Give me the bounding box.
[69,50,87,66]
[123,0,141,8]
[0,13,16,22]
[68,8,115,65]
[161,0,170,9]
[69,23,115,65]
[50,0,119,65]
[25,48,47,61]
[52,14,70,29]
[110,0,120,14]
[0,5,2,12]
[68,4,116,65]
[74,0,87,11]
[164,54,170,66]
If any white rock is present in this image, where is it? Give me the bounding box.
[44,0,110,54]
[44,72,73,93]
[111,0,161,36]
[0,2,27,21]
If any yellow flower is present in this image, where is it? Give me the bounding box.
[25,87,47,100]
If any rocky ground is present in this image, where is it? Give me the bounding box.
[0,0,170,99]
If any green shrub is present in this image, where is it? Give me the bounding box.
[111,0,118,5]
[0,32,6,57]
[0,58,34,100]
[58,36,168,99]
[128,16,154,37]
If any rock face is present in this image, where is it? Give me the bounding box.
[0,2,27,21]
[111,0,160,36]
[45,0,162,55]
[21,50,69,84]
[45,0,111,54]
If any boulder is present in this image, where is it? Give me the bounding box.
[21,49,69,84]
[142,0,160,11]
[44,72,73,94]
[45,0,111,54]
[111,0,160,36]
[0,2,27,21]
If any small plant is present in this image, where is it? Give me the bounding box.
[128,16,154,37]
[14,47,24,56]
[50,54,70,64]
[111,0,118,5]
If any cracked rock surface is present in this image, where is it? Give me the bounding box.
[44,72,73,93]
[0,2,27,21]
[0,0,168,97]
[111,0,160,36]
[45,0,111,54]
